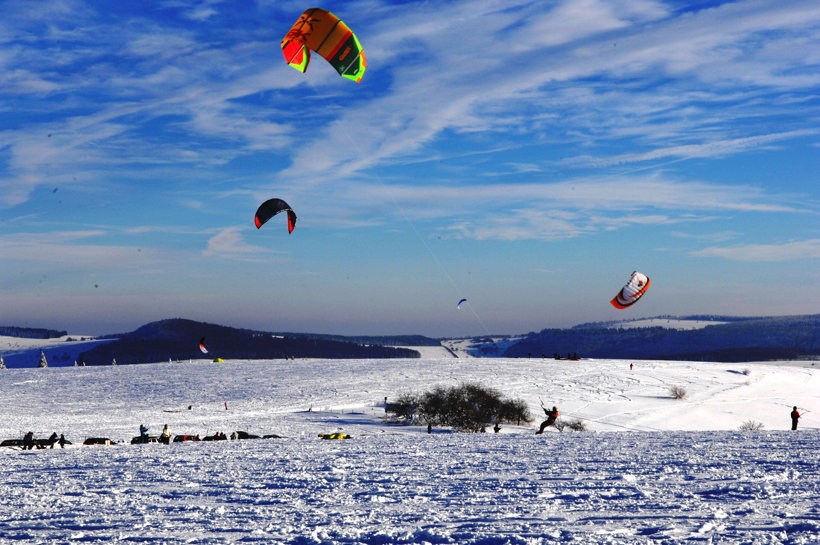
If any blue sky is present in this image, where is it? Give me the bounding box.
[1,0,819,337]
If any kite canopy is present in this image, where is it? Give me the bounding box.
[281,8,366,82]
[457,298,467,309]
[198,337,208,354]
[254,198,297,233]
[610,271,651,309]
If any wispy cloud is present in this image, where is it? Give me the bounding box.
[560,129,819,169]
[2,0,819,207]
[279,0,820,184]
[671,230,743,243]
[692,239,820,261]
[297,175,806,240]
[0,0,818,332]
[0,231,165,266]
[203,226,278,260]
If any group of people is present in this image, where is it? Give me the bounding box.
[10,406,807,448]
[21,431,69,450]
[140,424,174,444]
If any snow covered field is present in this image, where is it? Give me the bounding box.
[1,357,818,543]
[599,318,729,330]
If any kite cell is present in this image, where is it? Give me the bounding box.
[281,8,366,82]
[254,198,297,234]
[610,271,651,309]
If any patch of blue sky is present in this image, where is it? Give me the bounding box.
[1,0,818,336]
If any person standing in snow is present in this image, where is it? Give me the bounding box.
[791,406,800,430]
[536,404,559,434]
[160,424,171,444]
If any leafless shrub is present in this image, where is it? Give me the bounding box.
[739,420,764,431]
[669,385,688,400]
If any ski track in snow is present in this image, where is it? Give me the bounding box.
[0,357,818,544]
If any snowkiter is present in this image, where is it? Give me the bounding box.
[791,406,800,430]
[536,405,559,434]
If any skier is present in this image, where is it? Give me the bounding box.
[536,404,559,434]
[791,406,800,430]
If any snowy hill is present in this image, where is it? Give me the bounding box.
[0,356,817,543]
[595,317,729,330]
[504,314,820,362]
[0,334,113,368]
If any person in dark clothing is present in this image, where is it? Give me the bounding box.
[48,432,59,448]
[58,434,67,448]
[791,406,800,430]
[23,431,35,450]
[536,405,559,434]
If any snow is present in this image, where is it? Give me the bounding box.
[0,334,114,368]
[0,334,100,352]
[396,345,457,358]
[1,356,818,544]
[441,338,475,357]
[441,337,524,358]
[601,318,729,330]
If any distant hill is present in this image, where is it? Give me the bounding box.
[0,326,67,339]
[503,314,820,362]
[77,318,420,365]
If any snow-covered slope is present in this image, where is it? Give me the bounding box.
[0,357,817,543]
[0,334,113,368]
[601,317,729,329]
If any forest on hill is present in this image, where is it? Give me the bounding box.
[77,319,419,365]
[502,314,820,362]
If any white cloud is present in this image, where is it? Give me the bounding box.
[296,175,806,241]
[692,239,820,262]
[203,226,276,259]
[561,129,819,168]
